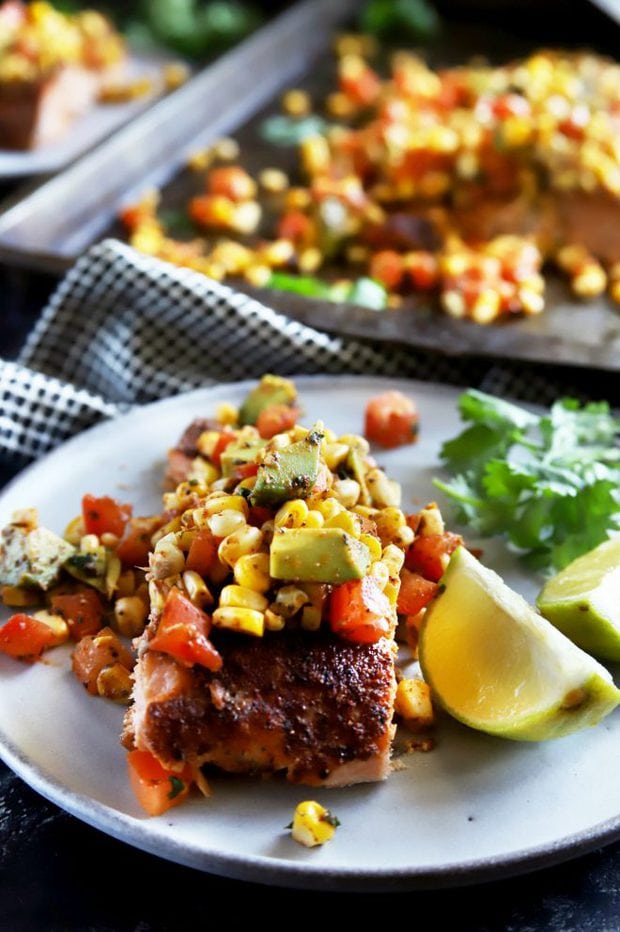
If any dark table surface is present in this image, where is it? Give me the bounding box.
[3,2,620,925]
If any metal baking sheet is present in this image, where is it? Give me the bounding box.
[0,0,618,371]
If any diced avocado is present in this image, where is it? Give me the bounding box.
[64,544,108,592]
[270,527,371,584]
[250,425,323,509]
[347,448,371,506]
[238,374,297,426]
[0,524,75,591]
[220,437,266,478]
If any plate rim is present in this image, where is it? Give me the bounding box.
[1,373,619,892]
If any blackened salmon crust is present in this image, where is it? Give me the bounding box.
[133,630,396,785]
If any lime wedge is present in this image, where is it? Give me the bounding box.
[537,538,620,661]
[419,547,620,741]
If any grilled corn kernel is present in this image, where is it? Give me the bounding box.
[417,503,445,537]
[442,289,467,319]
[315,498,344,521]
[338,433,370,456]
[258,167,290,193]
[301,509,324,528]
[212,606,264,637]
[366,468,401,508]
[150,533,185,579]
[220,585,269,613]
[232,201,262,235]
[374,507,406,541]
[64,515,85,544]
[275,500,309,529]
[298,247,323,273]
[100,531,119,549]
[264,608,286,631]
[359,533,382,562]
[393,525,415,549]
[148,579,166,615]
[324,510,362,537]
[285,186,311,210]
[0,585,41,607]
[182,570,214,608]
[33,610,69,645]
[215,402,238,426]
[301,605,322,631]
[80,534,100,553]
[212,137,240,161]
[282,88,311,116]
[369,560,390,590]
[332,478,361,508]
[291,801,339,847]
[96,663,133,704]
[322,442,349,471]
[382,543,405,575]
[274,585,310,617]
[105,553,122,599]
[395,678,434,730]
[114,596,148,638]
[572,264,607,297]
[218,525,264,567]
[208,509,247,538]
[233,552,271,592]
[203,494,248,517]
[187,458,220,486]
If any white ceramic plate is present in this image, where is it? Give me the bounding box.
[0,54,165,178]
[0,376,619,892]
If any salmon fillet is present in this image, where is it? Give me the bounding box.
[124,630,397,786]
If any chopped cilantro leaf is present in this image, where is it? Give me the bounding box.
[434,391,620,573]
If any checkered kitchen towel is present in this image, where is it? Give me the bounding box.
[0,238,596,463]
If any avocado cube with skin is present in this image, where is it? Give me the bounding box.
[270,527,371,584]
[0,524,75,591]
[250,425,323,509]
[238,374,297,426]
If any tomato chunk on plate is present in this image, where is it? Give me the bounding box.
[127,749,193,817]
[149,588,222,671]
[330,576,391,644]
[82,494,132,538]
[364,391,419,449]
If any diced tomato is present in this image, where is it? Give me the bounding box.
[0,614,59,660]
[82,494,132,539]
[247,505,272,528]
[330,576,392,644]
[405,532,463,582]
[207,166,256,201]
[211,429,236,467]
[340,64,381,107]
[149,589,222,671]
[51,589,105,640]
[277,210,312,244]
[185,529,218,576]
[71,627,134,695]
[369,250,404,290]
[189,194,234,229]
[491,93,531,121]
[116,516,162,568]
[364,391,419,449]
[127,749,192,817]
[119,203,152,231]
[397,569,438,616]
[232,462,259,481]
[407,252,438,291]
[256,404,300,439]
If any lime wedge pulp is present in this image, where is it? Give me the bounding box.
[419,547,620,741]
[537,537,620,661]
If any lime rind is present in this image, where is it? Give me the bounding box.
[419,547,620,742]
[537,539,620,661]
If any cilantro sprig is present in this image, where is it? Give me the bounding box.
[434,390,620,573]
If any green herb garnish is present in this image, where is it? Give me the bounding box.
[267,273,388,310]
[434,390,620,573]
[168,776,186,800]
[360,0,440,42]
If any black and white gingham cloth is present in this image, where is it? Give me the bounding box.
[0,239,595,463]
